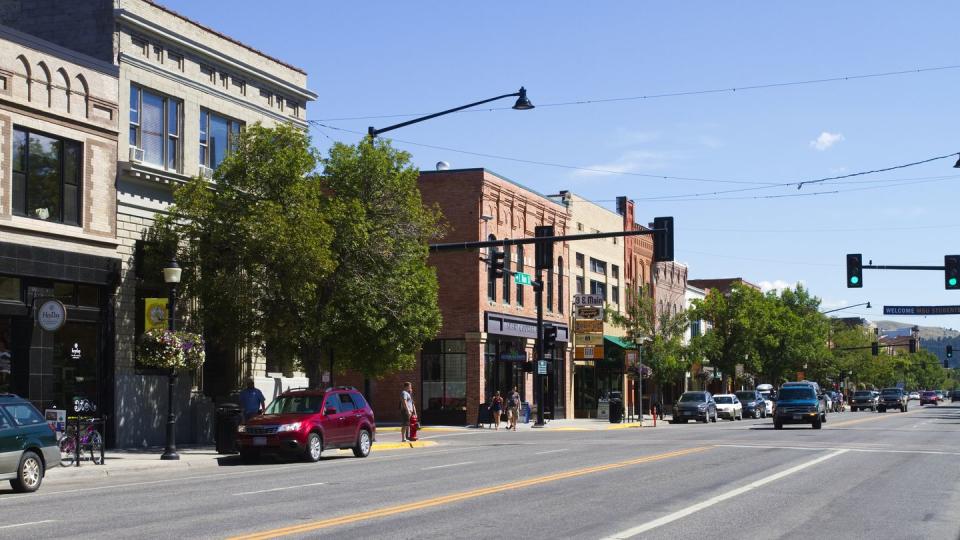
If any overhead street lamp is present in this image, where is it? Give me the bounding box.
[161,259,182,461]
[821,301,871,315]
[367,87,534,138]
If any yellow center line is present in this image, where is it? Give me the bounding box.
[227,446,711,540]
[828,408,923,428]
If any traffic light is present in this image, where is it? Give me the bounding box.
[871,342,879,356]
[947,345,953,358]
[653,217,674,262]
[542,325,557,351]
[946,255,960,290]
[846,254,863,288]
[909,338,917,354]
[534,225,554,271]
[492,250,505,279]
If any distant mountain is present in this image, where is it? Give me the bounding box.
[875,320,960,340]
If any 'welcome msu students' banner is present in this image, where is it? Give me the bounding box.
[144,298,168,332]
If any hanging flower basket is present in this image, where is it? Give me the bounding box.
[139,328,206,371]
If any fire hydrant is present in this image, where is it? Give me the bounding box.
[408,414,419,441]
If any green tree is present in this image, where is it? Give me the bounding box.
[689,283,765,387]
[151,123,335,380]
[311,138,444,378]
[609,287,689,399]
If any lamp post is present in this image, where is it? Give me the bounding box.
[367,87,533,138]
[161,259,182,461]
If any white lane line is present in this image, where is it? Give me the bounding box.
[716,444,960,456]
[233,482,325,496]
[601,449,848,539]
[421,461,475,471]
[535,449,569,455]
[0,520,57,530]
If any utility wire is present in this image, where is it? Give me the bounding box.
[315,63,960,121]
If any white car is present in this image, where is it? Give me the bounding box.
[713,394,743,421]
[909,391,920,400]
[757,384,775,415]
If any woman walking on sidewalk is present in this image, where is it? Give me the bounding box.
[489,391,504,430]
[507,387,521,431]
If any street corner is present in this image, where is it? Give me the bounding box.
[371,440,439,451]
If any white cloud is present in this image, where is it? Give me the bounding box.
[810,131,844,151]
[573,150,674,177]
[759,279,803,293]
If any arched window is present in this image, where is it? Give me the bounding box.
[558,257,564,314]
[487,234,497,301]
[516,245,524,306]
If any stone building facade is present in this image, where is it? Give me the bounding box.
[0,25,119,421]
[1,0,316,446]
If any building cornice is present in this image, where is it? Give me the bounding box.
[0,25,119,76]
[120,53,309,129]
[115,9,318,103]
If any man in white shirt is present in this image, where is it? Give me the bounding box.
[400,382,416,442]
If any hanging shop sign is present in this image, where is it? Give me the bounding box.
[575,305,603,320]
[574,319,603,333]
[145,298,169,332]
[37,299,67,332]
[575,344,604,360]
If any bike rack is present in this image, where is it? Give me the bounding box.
[63,415,107,467]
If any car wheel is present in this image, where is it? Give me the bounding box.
[822,412,827,423]
[851,407,857,412]
[711,411,718,423]
[753,409,761,419]
[304,432,322,462]
[774,420,783,430]
[10,451,43,493]
[353,429,372,458]
[700,414,709,423]
[812,416,822,429]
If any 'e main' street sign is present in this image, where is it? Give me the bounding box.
[883,305,960,316]
[514,272,532,286]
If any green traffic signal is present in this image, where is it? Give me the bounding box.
[850,276,860,285]
[950,277,958,287]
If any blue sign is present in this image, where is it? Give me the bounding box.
[884,305,960,316]
[499,352,527,362]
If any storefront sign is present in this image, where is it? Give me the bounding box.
[625,351,638,364]
[486,312,569,342]
[574,293,604,307]
[575,305,603,320]
[145,298,169,332]
[499,351,527,362]
[45,409,66,437]
[36,299,66,332]
[575,319,603,333]
[575,345,604,360]
[71,344,81,361]
[575,333,603,346]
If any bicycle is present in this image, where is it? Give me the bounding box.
[59,419,103,466]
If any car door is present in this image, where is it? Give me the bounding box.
[0,407,21,476]
[337,393,360,446]
[321,394,345,446]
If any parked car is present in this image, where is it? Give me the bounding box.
[952,390,960,403]
[909,391,920,400]
[877,388,908,412]
[773,384,827,429]
[236,386,376,462]
[0,394,60,492]
[935,390,946,401]
[735,390,767,419]
[671,391,718,423]
[850,390,879,412]
[920,391,939,406]
[756,384,776,415]
[713,394,743,421]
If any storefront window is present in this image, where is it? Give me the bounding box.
[421,339,466,414]
[0,318,11,393]
[0,277,21,302]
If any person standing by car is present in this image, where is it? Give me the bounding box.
[239,378,266,421]
[400,382,416,442]
[507,387,521,431]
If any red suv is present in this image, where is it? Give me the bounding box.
[236,387,376,462]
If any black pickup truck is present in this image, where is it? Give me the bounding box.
[877,388,908,413]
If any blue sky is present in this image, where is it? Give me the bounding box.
[163,1,960,330]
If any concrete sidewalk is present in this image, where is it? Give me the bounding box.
[45,429,436,480]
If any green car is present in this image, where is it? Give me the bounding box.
[0,394,60,492]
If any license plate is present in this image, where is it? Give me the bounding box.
[253,437,267,446]
[792,414,801,420]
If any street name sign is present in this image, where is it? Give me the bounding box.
[883,305,960,316]
[573,293,604,306]
[514,272,532,286]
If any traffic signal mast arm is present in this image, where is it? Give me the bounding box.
[429,227,662,252]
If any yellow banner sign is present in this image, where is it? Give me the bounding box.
[144,298,168,332]
[575,319,603,333]
[575,332,603,346]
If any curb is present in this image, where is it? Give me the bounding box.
[372,440,438,450]
[377,427,466,433]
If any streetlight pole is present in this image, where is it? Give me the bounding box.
[161,259,182,461]
[821,301,871,315]
[367,87,533,138]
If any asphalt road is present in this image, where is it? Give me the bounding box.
[2,405,959,539]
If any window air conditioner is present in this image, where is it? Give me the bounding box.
[129,146,145,163]
[199,165,214,179]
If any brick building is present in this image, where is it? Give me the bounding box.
[1,0,316,446]
[347,168,571,426]
[0,25,119,417]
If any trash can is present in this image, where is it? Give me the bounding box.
[609,391,624,423]
[521,402,531,424]
[215,402,242,454]
[476,402,493,428]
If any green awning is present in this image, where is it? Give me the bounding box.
[604,335,636,350]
